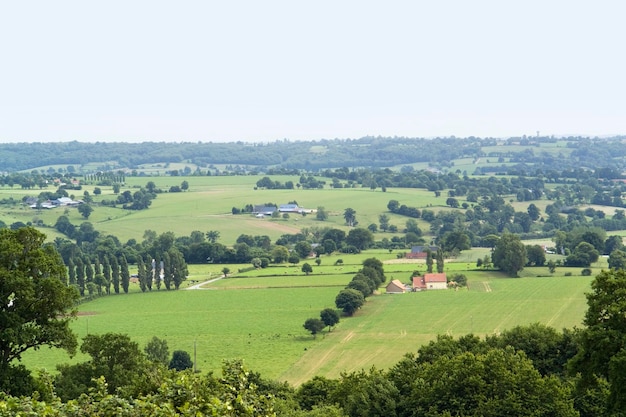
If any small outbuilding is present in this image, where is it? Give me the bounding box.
[386,279,406,294]
[405,245,439,259]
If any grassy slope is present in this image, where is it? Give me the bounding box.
[23,251,593,385]
[279,273,591,385]
[1,175,442,244]
[4,172,606,384]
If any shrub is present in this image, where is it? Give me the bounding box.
[581,268,592,276]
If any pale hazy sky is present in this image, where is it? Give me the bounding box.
[1,1,624,142]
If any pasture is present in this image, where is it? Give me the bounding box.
[24,253,594,385]
[0,174,445,244]
[3,174,607,385]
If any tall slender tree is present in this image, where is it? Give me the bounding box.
[84,257,94,285]
[144,254,153,291]
[102,255,111,295]
[137,256,147,292]
[436,248,445,273]
[110,255,120,294]
[162,251,172,290]
[74,257,85,296]
[426,250,434,273]
[169,248,189,290]
[155,256,162,291]
[67,257,76,285]
[119,255,130,293]
[93,258,101,276]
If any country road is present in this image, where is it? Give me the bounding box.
[185,275,224,290]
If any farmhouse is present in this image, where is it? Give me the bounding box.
[279,203,302,213]
[253,205,277,216]
[385,279,407,294]
[413,273,448,291]
[53,197,80,206]
[29,196,82,209]
[405,245,439,259]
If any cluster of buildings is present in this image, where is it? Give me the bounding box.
[386,273,448,294]
[26,196,81,209]
[253,203,312,217]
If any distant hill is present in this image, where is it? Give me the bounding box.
[1,135,625,173]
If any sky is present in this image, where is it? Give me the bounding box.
[1,1,625,143]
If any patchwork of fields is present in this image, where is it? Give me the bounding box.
[24,256,592,385]
[4,174,602,384]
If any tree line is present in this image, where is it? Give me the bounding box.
[4,136,626,173]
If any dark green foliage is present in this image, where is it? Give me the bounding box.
[488,323,578,377]
[449,273,467,287]
[0,228,79,395]
[169,350,193,371]
[346,277,372,298]
[604,235,624,255]
[406,348,577,416]
[426,249,433,273]
[333,368,399,417]
[77,203,93,219]
[335,289,365,316]
[566,242,600,267]
[436,247,445,273]
[295,241,312,258]
[119,254,130,293]
[441,230,471,252]
[492,233,527,276]
[296,376,340,411]
[0,364,36,397]
[303,318,325,338]
[608,249,626,270]
[144,336,169,366]
[526,244,546,266]
[362,258,386,285]
[345,228,374,251]
[320,308,340,330]
[55,332,145,400]
[570,269,626,411]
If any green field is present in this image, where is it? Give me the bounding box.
[3,174,604,385]
[24,257,593,385]
[0,174,452,244]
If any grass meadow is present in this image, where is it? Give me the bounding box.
[23,250,594,385]
[2,174,605,385]
[2,174,442,244]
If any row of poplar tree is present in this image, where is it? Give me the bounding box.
[67,248,188,296]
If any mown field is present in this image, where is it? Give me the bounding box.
[23,249,594,385]
[0,174,443,244]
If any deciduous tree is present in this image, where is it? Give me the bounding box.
[77,203,93,219]
[169,350,193,371]
[0,227,79,396]
[492,232,527,276]
[570,269,626,412]
[346,228,374,251]
[320,308,340,331]
[303,318,325,338]
[335,289,365,316]
[343,208,357,227]
[608,249,626,270]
